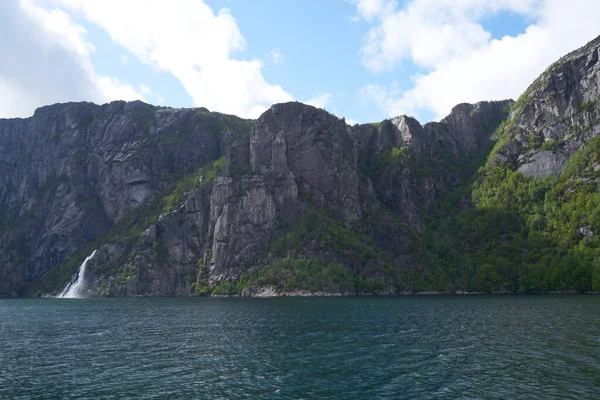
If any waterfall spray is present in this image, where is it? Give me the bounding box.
[58,250,97,298]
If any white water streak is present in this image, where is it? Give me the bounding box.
[58,250,97,298]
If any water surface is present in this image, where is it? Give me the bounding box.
[1,296,599,399]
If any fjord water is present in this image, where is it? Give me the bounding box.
[1,296,599,399]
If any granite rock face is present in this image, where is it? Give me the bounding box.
[0,96,509,296]
[3,35,600,297]
[48,98,509,297]
[492,36,600,176]
[0,101,228,295]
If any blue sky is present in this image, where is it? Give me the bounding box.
[1,0,599,124]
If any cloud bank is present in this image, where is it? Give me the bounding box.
[57,0,294,118]
[0,0,142,118]
[353,0,600,120]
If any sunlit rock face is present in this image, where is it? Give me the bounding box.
[491,36,600,176]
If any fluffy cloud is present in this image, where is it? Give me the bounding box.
[353,0,600,120]
[58,0,293,118]
[305,92,333,109]
[353,0,541,71]
[0,0,143,118]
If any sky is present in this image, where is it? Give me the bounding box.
[1,0,599,124]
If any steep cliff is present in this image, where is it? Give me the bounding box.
[18,98,508,297]
[493,35,600,176]
[0,101,249,295]
[0,94,509,296]
[3,35,600,297]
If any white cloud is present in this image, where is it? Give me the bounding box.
[353,0,600,121]
[349,0,394,22]
[0,0,143,118]
[96,76,143,100]
[353,0,542,71]
[58,0,293,118]
[136,83,167,106]
[138,83,152,96]
[357,82,399,113]
[267,48,285,65]
[305,92,332,109]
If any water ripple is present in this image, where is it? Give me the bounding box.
[1,296,600,399]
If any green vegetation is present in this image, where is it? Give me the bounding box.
[191,254,210,296]
[116,265,137,285]
[380,147,408,164]
[245,258,354,293]
[208,209,394,296]
[268,210,381,265]
[580,100,595,113]
[541,139,563,152]
[162,157,225,214]
[421,134,600,293]
[153,241,168,262]
[361,146,411,178]
[211,258,386,296]
[529,132,544,149]
[211,279,249,296]
[97,281,109,294]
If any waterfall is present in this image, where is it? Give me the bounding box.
[58,250,97,298]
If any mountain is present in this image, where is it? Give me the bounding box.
[1,35,600,297]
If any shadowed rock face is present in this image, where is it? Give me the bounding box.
[204,99,515,280]
[352,100,511,231]
[3,35,600,297]
[0,101,225,295]
[207,102,363,279]
[0,96,511,296]
[60,99,515,296]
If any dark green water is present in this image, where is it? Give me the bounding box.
[1,296,600,399]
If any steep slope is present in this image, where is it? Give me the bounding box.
[422,36,600,293]
[493,35,600,176]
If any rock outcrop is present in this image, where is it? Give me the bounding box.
[493,36,600,176]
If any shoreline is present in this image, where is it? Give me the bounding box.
[227,288,595,298]
[229,285,594,298]
[11,289,599,299]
